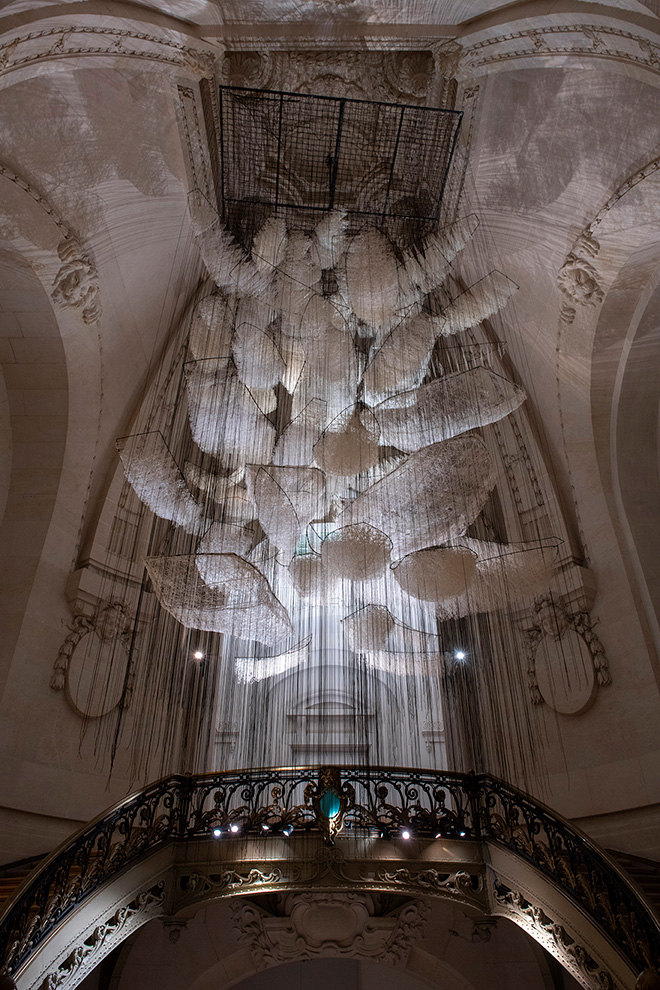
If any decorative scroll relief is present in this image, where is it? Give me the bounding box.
[232,893,430,967]
[459,25,660,78]
[50,600,134,717]
[0,162,101,325]
[525,596,611,714]
[51,235,101,325]
[557,155,660,327]
[492,880,615,990]
[0,27,216,80]
[222,49,439,103]
[557,234,603,326]
[36,882,166,990]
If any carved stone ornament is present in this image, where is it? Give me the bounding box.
[493,880,614,990]
[37,882,165,990]
[51,235,101,325]
[222,50,274,90]
[383,50,436,100]
[177,846,487,917]
[221,49,438,103]
[232,892,429,968]
[557,233,603,324]
[51,599,134,717]
[526,596,611,714]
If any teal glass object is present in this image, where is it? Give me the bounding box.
[319,788,342,819]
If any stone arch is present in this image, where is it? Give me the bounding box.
[0,164,112,841]
[590,170,660,669]
[0,221,71,700]
[11,829,645,990]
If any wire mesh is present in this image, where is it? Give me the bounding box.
[218,86,462,246]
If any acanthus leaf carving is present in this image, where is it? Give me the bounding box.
[557,234,603,325]
[383,50,436,101]
[232,892,429,968]
[51,235,101,325]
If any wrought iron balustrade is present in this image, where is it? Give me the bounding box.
[0,766,658,980]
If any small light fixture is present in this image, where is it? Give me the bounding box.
[282,824,293,837]
[459,830,467,837]
[229,823,240,833]
[435,831,443,839]
[379,827,391,840]
[212,827,222,838]
[454,650,466,661]
[194,650,204,660]
[261,823,270,832]
[401,828,412,840]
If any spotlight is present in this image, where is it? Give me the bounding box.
[401,828,412,840]
[212,828,222,838]
[193,650,204,660]
[435,831,443,839]
[282,824,294,837]
[459,830,467,837]
[454,650,466,661]
[229,823,240,833]
[261,823,270,832]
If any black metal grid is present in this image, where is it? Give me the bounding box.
[217,85,462,245]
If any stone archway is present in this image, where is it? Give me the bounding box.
[592,245,660,662]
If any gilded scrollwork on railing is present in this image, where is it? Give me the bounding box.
[477,778,659,974]
[0,767,658,982]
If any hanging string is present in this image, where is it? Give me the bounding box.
[76,141,577,794]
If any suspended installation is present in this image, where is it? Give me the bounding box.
[110,88,560,780]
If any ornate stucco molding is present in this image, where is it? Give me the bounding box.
[557,153,660,325]
[51,599,134,716]
[525,595,611,713]
[36,882,166,990]
[177,848,488,916]
[51,236,102,325]
[557,234,604,325]
[232,892,429,967]
[220,48,442,103]
[0,162,101,324]
[0,26,217,80]
[492,880,616,990]
[459,24,660,78]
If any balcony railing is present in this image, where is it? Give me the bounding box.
[0,766,658,979]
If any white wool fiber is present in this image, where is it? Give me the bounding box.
[440,270,518,335]
[188,190,268,296]
[312,209,348,269]
[117,432,204,534]
[251,216,288,274]
[344,228,401,330]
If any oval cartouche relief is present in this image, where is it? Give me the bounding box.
[534,627,597,715]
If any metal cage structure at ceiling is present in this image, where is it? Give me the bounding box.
[216,85,463,246]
